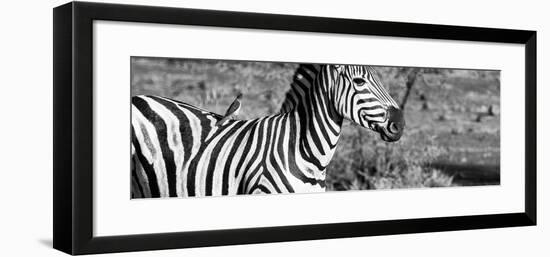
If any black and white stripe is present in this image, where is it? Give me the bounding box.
[131,64,404,198]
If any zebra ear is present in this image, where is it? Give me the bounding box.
[333,64,345,73]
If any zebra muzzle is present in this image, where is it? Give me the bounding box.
[388,122,400,134]
[374,106,405,142]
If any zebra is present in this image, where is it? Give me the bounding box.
[131,64,405,198]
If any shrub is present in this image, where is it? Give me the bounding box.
[326,125,455,191]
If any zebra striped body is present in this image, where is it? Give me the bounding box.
[131,64,404,198]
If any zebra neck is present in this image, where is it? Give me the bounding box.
[292,82,344,174]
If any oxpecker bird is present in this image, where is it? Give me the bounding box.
[216,93,243,126]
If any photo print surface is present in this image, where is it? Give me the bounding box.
[130,57,500,199]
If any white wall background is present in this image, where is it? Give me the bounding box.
[0,0,547,256]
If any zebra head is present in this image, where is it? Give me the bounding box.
[330,65,405,142]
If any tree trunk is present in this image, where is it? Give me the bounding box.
[399,68,421,111]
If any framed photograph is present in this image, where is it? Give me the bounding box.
[53,1,537,255]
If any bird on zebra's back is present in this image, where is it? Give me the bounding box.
[131,64,405,198]
[216,93,243,126]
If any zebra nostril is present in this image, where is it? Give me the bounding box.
[388,122,399,134]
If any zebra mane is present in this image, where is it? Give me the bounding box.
[279,64,322,113]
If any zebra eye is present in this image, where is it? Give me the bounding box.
[352,78,366,86]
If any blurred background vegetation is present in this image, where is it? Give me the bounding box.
[131,57,500,190]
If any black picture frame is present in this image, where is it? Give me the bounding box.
[53,1,537,255]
